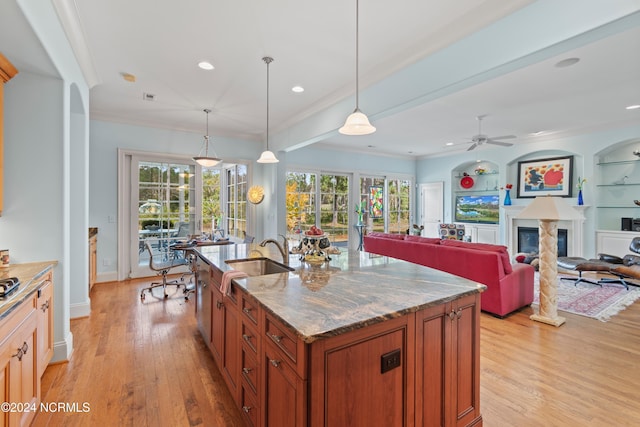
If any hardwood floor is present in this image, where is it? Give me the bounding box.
[33,277,244,427]
[33,277,640,426]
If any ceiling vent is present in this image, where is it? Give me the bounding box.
[142,93,156,101]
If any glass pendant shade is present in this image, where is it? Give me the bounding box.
[339,108,376,135]
[193,109,222,167]
[257,150,279,163]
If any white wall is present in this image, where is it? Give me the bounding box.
[417,123,640,257]
[89,120,262,280]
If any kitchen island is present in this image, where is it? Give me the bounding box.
[194,243,485,427]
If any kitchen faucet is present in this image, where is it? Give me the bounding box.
[259,234,289,266]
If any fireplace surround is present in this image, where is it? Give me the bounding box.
[503,205,588,258]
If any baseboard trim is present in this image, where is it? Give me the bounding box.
[97,271,118,283]
[70,300,91,319]
[51,331,74,363]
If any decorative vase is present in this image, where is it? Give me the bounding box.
[578,189,584,206]
[504,189,512,206]
[356,214,364,226]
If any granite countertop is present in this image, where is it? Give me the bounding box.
[0,261,57,320]
[196,243,486,343]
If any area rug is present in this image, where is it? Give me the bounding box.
[532,273,640,321]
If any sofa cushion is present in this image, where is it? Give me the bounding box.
[367,232,405,240]
[404,235,441,245]
[440,240,513,274]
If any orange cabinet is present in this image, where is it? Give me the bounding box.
[0,52,18,216]
[0,294,38,427]
[37,278,54,378]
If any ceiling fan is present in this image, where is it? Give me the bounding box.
[466,115,516,151]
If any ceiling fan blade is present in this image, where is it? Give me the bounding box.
[467,143,478,151]
[489,135,516,140]
[486,139,513,147]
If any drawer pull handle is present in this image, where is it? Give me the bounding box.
[243,307,252,314]
[216,301,224,309]
[12,342,28,361]
[269,333,282,343]
[242,334,252,342]
[41,300,50,312]
[457,309,462,319]
[270,359,280,368]
[242,367,252,374]
[242,406,252,413]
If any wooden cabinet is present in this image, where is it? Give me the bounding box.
[0,294,39,427]
[209,267,240,403]
[89,233,97,291]
[415,293,482,427]
[240,291,261,427]
[263,341,306,427]
[0,52,18,216]
[37,278,54,377]
[309,315,408,427]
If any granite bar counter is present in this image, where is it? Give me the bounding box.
[195,243,485,343]
[0,261,57,320]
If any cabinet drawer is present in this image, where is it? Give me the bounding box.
[242,322,259,355]
[210,267,238,305]
[241,293,259,326]
[240,382,260,427]
[241,348,259,393]
[265,315,297,365]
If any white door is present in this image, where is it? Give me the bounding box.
[420,182,444,238]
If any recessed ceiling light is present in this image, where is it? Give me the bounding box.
[626,104,640,110]
[198,61,214,70]
[555,57,580,68]
[529,131,546,136]
[291,86,304,93]
[445,142,454,146]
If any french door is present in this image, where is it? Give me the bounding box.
[129,155,197,278]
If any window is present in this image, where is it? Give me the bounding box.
[226,164,247,239]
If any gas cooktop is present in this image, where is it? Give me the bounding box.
[0,277,20,298]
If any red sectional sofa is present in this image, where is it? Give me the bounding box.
[363,232,534,317]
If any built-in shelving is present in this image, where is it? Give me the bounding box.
[596,145,640,230]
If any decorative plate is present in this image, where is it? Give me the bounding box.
[460,176,474,189]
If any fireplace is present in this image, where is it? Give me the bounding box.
[502,205,588,258]
[517,226,568,257]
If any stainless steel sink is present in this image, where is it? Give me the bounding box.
[226,257,294,276]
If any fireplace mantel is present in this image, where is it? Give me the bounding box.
[502,205,589,258]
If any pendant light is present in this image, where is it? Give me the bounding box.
[339,0,376,136]
[193,109,222,167]
[257,56,279,163]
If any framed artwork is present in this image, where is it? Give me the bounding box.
[369,186,383,218]
[517,155,573,198]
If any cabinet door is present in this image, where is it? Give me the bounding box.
[0,311,38,427]
[415,294,481,427]
[415,302,447,427]
[263,343,305,427]
[450,294,481,427]
[37,280,54,377]
[211,284,240,403]
[89,235,97,291]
